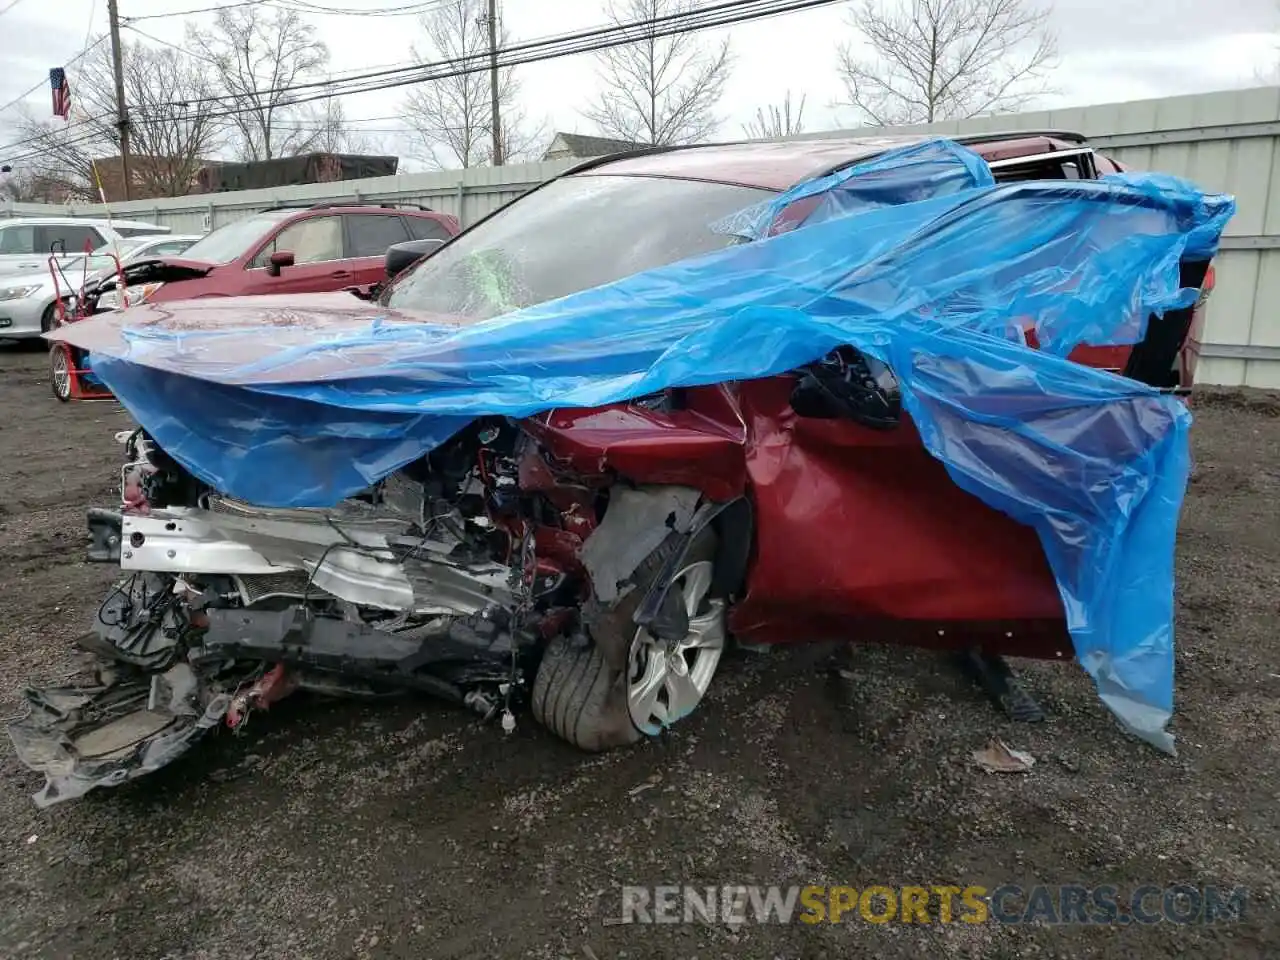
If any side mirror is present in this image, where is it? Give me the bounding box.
[385,238,444,281]
[266,250,295,277]
[789,347,901,430]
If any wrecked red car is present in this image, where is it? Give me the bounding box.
[10,133,1225,805]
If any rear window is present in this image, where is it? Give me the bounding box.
[0,224,36,254]
[115,225,172,238]
[406,216,455,243]
[146,239,197,257]
[36,224,104,254]
[346,213,411,258]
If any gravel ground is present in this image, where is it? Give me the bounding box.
[0,343,1277,960]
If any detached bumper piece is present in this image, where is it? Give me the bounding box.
[8,660,231,808]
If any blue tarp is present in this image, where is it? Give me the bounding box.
[71,139,1235,751]
[712,136,996,240]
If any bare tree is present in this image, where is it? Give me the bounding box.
[836,0,1057,126]
[300,97,387,155]
[582,0,733,145]
[186,6,334,161]
[1254,0,1280,83]
[10,37,223,199]
[0,167,46,202]
[743,91,807,139]
[403,0,544,168]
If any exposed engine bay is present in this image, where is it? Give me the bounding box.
[12,410,739,806]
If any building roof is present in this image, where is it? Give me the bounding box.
[544,132,648,159]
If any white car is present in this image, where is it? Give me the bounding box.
[0,217,172,274]
[0,234,201,343]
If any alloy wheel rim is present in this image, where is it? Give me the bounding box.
[51,351,70,399]
[626,559,726,735]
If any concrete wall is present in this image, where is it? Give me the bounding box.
[6,86,1280,386]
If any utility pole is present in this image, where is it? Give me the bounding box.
[106,0,132,201]
[485,0,503,166]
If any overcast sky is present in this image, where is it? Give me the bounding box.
[1,0,1277,170]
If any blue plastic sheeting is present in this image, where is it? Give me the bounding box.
[73,145,1235,751]
[79,352,104,389]
[711,136,995,240]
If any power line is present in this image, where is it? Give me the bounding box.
[122,22,226,65]
[122,0,265,21]
[0,0,29,18]
[3,0,840,164]
[0,0,98,121]
[7,0,757,158]
[123,21,420,80]
[238,0,839,112]
[0,36,109,119]
[277,0,455,15]
[142,0,833,109]
[122,0,452,21]
[12,0,832,158]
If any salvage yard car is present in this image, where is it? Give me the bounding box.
[0,216,171,275]
[0,234,201,348]
[78,201,461,313]
[12,133,1232,806]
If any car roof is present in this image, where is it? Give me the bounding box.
[0,216,168,228]
[574,131,1090,191]
[261,205,450,219]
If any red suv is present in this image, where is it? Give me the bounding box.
[83,202,459,311]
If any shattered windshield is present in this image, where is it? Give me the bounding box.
[385,174,771,320]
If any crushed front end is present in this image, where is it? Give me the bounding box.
[10,420,614,806]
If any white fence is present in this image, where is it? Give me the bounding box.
[6,86,1280,387]
[806,87,1280,389]
[0,158,581,235]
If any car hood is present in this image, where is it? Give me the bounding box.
[0,261,66,281]
[0,269,56,292]
[46,291,471,377]
[80,256,217,298]
[119,256,216,283]
[0,251,87,273]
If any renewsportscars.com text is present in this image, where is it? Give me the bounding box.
[617,883,1248,926]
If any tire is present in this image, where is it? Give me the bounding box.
[532,525,723,752]
[50,345,72,402]
[40,302,57,334]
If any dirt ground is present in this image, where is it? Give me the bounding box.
[0,343,1277,960]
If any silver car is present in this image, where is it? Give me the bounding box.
[0,234,201,340]
[0,217,172,274]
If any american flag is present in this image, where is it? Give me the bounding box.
[49,68,71,120]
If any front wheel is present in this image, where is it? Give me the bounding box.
[531,526,725,751]
[40,300,65,334]
[50,345,72,402]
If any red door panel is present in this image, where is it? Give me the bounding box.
[724,377,1064,648]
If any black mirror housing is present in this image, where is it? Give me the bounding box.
[385,238,444,281]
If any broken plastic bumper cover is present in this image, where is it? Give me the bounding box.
[8,665,231,809]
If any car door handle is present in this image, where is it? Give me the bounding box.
[329,269,353,279]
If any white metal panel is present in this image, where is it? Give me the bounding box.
[1205,251,1260,349]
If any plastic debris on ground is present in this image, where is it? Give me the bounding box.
[49,138,1237,754]
[973,739,1037,774]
